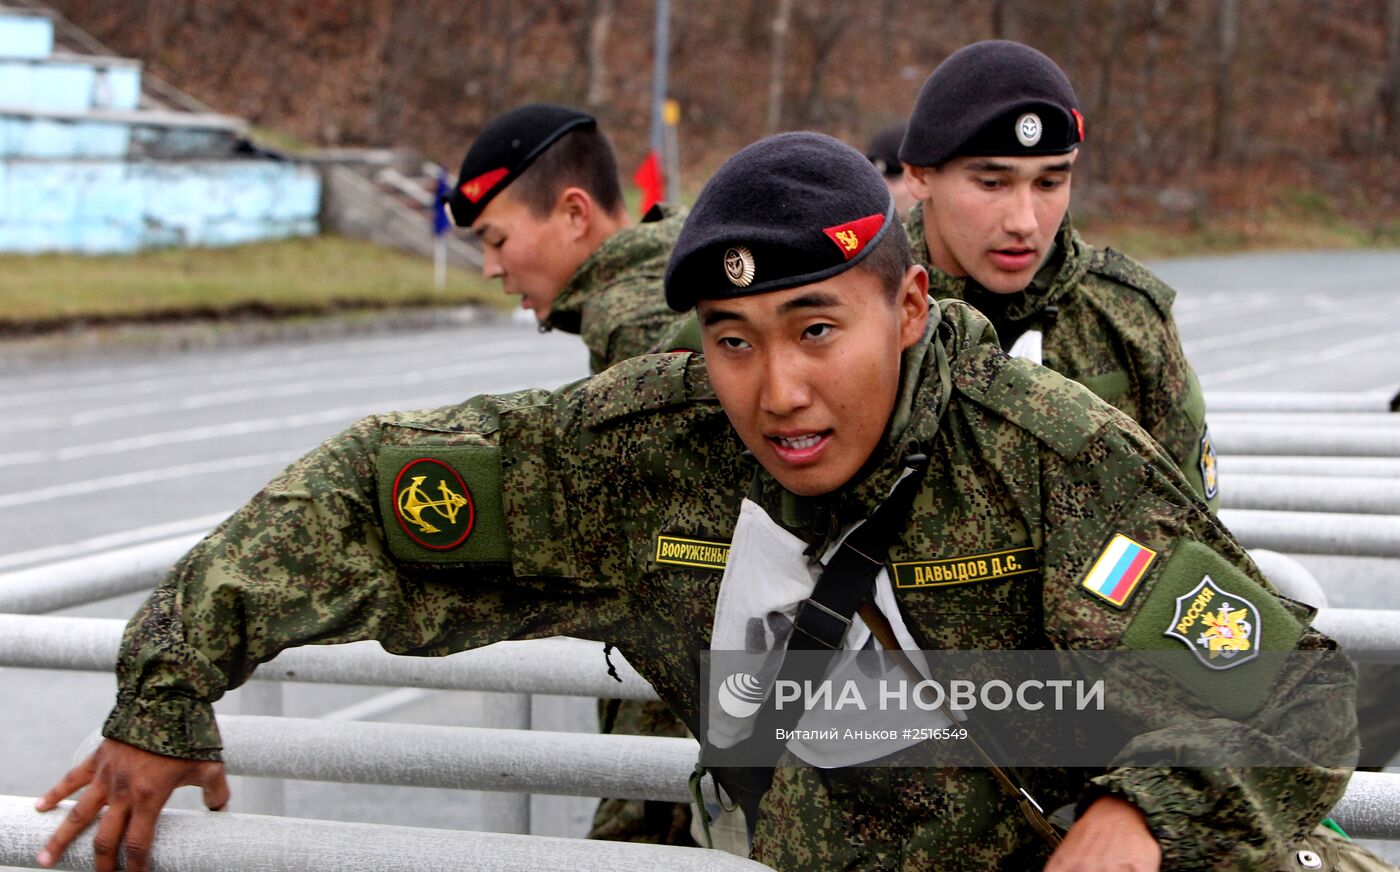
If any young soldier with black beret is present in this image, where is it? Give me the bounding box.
[900,40,1219,512]
[38,133,1366,871]
[445,103,685,375]
[446,102,694,844]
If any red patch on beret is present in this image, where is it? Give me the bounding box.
[822,213,886,261]
[459,167,509,203]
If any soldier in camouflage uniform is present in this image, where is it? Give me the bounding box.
[444,103,686,375]
[899,41,1219,511]
[39,133,1365,872]
[445,103,693,842]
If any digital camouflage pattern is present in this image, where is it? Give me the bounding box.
[542,203,688,373]
[104,301,1356,870]
[906,202,1218,511]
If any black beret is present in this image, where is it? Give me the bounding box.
[865,121,907,177]
[665,132,895,312]
[444,103,595,227]
[899,40,1084,168]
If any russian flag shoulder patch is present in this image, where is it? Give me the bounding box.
[1080,532,1157,608]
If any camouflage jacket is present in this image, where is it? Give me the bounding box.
[906,203,1218,510]
[542,203,687,373]
[104,302,1352,870]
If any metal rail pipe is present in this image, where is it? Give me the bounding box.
[1206,391,1398,413]
[75,716,720,805]
[1219,509,1400,559]
[0,614,659,699]
[1211,412,1400,429]
[0,533,204,614]
[1222,475,1400,515]
[1314,610,1400,662]
[1329,771,1400,840]
[1248,550,1327,607]
[1220,456,1400,479]
[1208,422,1400,457]
[0,795,768,872]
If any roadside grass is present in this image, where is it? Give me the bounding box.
[0,234,509,330]
[1082,213,1400,260]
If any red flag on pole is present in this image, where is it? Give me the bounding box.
[633,151,664,217]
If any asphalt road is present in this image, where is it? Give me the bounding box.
[2,249,1398,858]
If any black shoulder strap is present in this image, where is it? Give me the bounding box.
[701,465,926,827]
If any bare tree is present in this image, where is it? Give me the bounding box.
[1210,0,1238,161]
[796,3,850,127]
[1092,0,1133,179]
[991,0,1019,40]
[1133,0,1173,164]
[1383,0,1400,145]
[585,0,615,109]
[767,0,794,135]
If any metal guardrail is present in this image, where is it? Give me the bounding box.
[1221,456,1400,479]
[0,614,657,699]
[1206,390,1399,413]
[1331,771,1400,840]
[1220,509,1400,559]
[0,533,204,614]
[1221,475,1400,515]
[74,715,719,805]
[0,795,767,872]
[1210,421,1400,457]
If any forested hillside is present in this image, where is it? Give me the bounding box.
[48,0,1400,233]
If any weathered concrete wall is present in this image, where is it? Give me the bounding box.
[0,55,142,113]
[0,9,319,255]
[0,158,320,253]
[0,10,53,60]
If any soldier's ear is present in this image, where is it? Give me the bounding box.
[557,187,593,239]
[897,265,930,351]
[902,163,933,200]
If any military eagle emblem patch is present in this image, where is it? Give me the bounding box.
[392,457,475,550]
[1164,575,1260,669]
[1199,427,1219,500]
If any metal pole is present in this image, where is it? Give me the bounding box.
[1219,508,1400,559]
[75,716,722,805]
[1206,390,1399,413]
[0,615,657,698]
[0,795,771,872]
[0,532,204,614]
[651,0,670,197]
[1220,455,1400,479]
[1221,475,1400,514]
[1209,421,1400,457]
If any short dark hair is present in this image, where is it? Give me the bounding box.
[858,213,914,301]
[508,126,625,218]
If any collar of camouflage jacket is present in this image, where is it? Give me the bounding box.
[904,201,1092,326]
[543,202,686,335]
[751,299,995,547]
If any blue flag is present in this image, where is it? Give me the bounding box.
[433,172,451,237]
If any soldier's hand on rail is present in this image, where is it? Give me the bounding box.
[34,738,229,872]
[1042,794,1162,872]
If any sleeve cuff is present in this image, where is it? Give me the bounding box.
[102,693,223,761]
[1082,769,1211,870]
